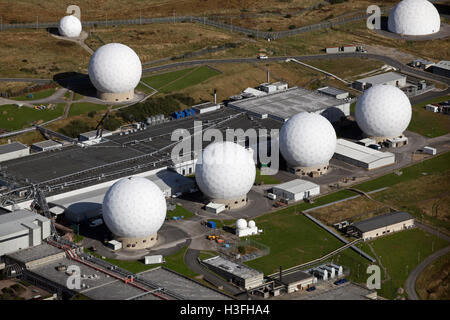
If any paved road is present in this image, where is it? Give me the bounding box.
[0,78,53,84]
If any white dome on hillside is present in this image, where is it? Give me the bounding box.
[58,15,82,38]
[388,0,441,36]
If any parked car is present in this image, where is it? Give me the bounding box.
[334,278,347,285]
[306,286,316,292]
[89,218,103,228]
[368,144,381,151]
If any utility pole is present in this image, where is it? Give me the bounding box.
[36,16,38,30]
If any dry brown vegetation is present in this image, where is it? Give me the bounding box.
[310,196,391,225]
[0,29,91,78]
[416,252,450,300]
[1,0,326,24]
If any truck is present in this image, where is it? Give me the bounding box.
[257,54,268,60]
[267,193,276,200]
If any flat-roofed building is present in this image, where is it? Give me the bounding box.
[228,86,350,123]
[79,130,113,142]
[202,256,264,290]
[0,210,51,257]
[277,270,316,293]
[353,72,407,91]
[272,179,320,202]
[432,61,450,78]
[31,140,63,152]
[317,86,349,100]
[333,139,395,170]
[0,142,29,163]
[348,211,414,241]
[192,102,221,114]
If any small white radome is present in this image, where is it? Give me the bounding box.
[388,0,441,36]
[88,43,142,94]
[355,84,412,138]
[102,177,166,238]
[279,112,337,168]
[58,15,82,38]
[236,219,248,230]
[195,141,256,200]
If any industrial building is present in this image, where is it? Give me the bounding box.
[79,130,113,142]
[352,72,407,91]
[205,202,225,214]
[317,86,349,100]
[277,270,316,293]
[347,211,414,241]
[202,256,264,290]
[0,141,29,163]
[333,139,395,170]
[31,140,63,152]
[228,86,350,123]
[192,101,221,114]
[148,170,196,198]
[432,61,450,78]
[0,210,51,257]
[272,179,320,202]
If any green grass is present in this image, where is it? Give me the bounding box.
[142,66,220,93]
[198,251,218,262]
[407,95,450,138]
[68,102,107,117]
[166,204,194,220]
[255,167,281,185]
[72,93,84,101]
[362,228,448,299]
[244,203,367,275]
[0,103,65,131]
[354,151,450,193]
[11,88,57,101]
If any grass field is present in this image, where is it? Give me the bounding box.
[407,95,450,138]
[416,252,450,300]
[0,103,65,131]
[68,102,107,117]
[10,88,58,101]
[142,66,221,93]
[360,228,448,299]
[255,168,281,185]
[354,151,450,193]
[166,204,194,220]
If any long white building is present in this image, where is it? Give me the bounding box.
[333,139,395,170]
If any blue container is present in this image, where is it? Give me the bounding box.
[189,108,195,116]
[173,112,180,119]
[207,221,216,229]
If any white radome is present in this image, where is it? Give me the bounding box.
[355,84,412,138]
[102,177,166,238]
[236,219,248,230]
[388,0,440,36]
[58,15,82,38]
[279,112,337,167]
[195,141,256,200]
[88,43,142,94]
[248,220,256,228]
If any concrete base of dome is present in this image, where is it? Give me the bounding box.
[211,196,248,210]
[98,90,134,102]
[365,134,408,147]
[118,233,158,251]
[288,163,330,178]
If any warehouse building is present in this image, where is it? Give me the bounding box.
[192,101,221,114]
[333,139,395,170]
[272,179,320,202]
[347,211,414,241]
[277,270,316,293]
[432,61,450,78]
[202,256,264,290]
[317,86,349,100]
[31,140,63,152]
[228,86,350,123]
[0,210,51,257]
[148,170,196,198]
[0,142,29,163]
[353,72,407,91]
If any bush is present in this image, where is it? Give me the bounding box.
[58,120,93,138]
[288,25,296,30]
[87,110,97,118]
[103,115,122,131]
[238,246,246,254]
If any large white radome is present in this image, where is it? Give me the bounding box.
[88,43,142,94]
[388,0,440,36]
[58,15,82,38]
[280,112,337,167]
[102,177,166,238]
[355,85,412,138]
[195,142,256,200]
